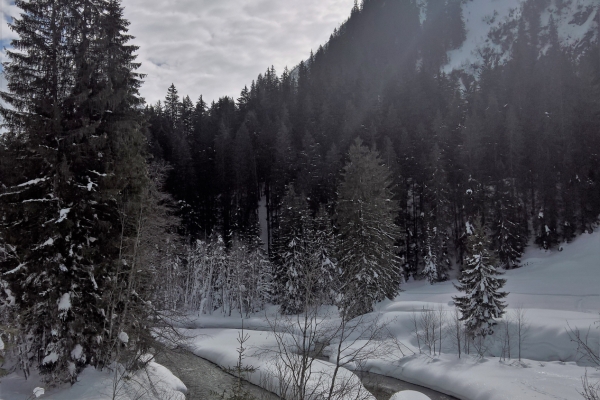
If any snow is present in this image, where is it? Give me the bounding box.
[465,221,473,235]
[2,229,597,400]
[176,228,600,400]
[90,273,99,290]
[17,177,48,187]
[56,208,71,223]
[3,263,26,276]
[118,331,129,344]
[33,387,45,398]
[548,0,599,50]
[444,0,599,73]
[0,360,187,400]
[58,292,71,311]
[42,352,59,365]
[71,344,84,361]
[390,391,431,400]
[35,237,55,249]
[179,327,374,400]
[444,0,523,73]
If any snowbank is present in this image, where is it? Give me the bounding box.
[181,327,375,400]
[390,391,431,400]
[0,360,187,400]
[181,229,600,400]
[367,354,587,400]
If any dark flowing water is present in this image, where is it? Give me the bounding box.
[357,371,458,400]
[155,347,279,400]
[156,348,458,400]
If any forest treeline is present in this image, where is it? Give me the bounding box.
[145,0,600,280]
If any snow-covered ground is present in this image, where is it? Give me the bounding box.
[179,229,600,400]
[0,359,187,400]
[2,230,598,399]
[180,327,375,400]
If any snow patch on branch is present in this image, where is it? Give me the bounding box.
[71,344,84,361]
[42,352,58,365]
[56,208,71,223]
[34,237,55,250]
[58,292,71,312]
[17,177,48,187]
[3,263,26,276]
[118,331,129,344]
[88,170,107,177]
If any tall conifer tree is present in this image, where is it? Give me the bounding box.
[453,220,508,338]
[336,138,402,318]
[0,0,148,383]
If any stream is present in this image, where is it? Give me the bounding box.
[156,348,458,400]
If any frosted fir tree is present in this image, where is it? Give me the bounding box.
[0,0,148,383]
[271,186,311,314]
[336,138,402,318]
[453,219,508,337]
[491,182,527,269]
[423,143,452,282]
[309,207,339,305]
[422,225,439,284]
[272,187,339,314]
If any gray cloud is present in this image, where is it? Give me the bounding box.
[1,1,353,105]
[123,0,354,105]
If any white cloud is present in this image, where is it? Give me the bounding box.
[1,0,353,105]
[123,0,354,104]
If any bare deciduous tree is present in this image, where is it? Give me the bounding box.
[568,316,600,400]
[499,312,514,361]
[448,307,463,359]
[513,306,529,362]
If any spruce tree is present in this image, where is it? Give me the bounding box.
[453,220,508,338]
[271,186,310,313]
[0,0,148,383]
[422,224,440,284]
[336,138,402,318]
[423,144,453,282]
[491,182,527,269]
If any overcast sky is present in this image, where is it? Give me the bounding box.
[123,0,354,104]
[1,0,354,105]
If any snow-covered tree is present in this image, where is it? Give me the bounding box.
[423,144,453,282]
[453,220,508,338]
[0,0,148,383]
[422,225,439,284]
[491,181,527,269]
[271,186,310,313]
[272,186,338,314]
[336,138,402,318]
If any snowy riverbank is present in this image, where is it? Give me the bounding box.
[179,229,600,400]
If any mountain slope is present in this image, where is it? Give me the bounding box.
[443,0,599,73]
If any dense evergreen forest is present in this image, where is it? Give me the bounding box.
[145,0,600,280]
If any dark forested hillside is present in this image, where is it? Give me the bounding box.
[144,0,600,280]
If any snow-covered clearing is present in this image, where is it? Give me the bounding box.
[179,229,600,400]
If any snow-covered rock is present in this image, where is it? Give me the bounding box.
[390,391,431,400]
